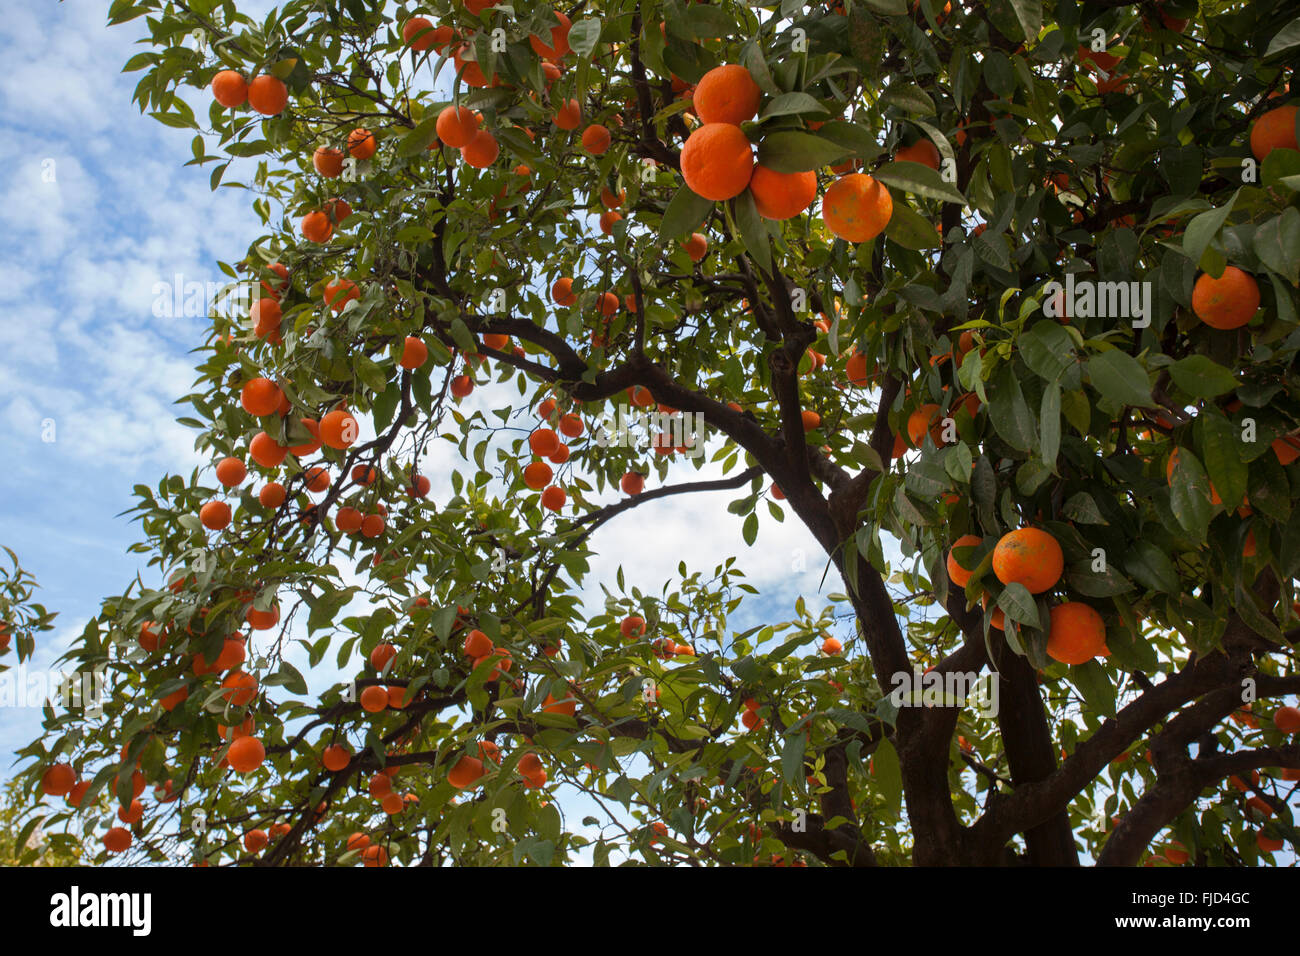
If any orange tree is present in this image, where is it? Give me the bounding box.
[14,0,1300,866]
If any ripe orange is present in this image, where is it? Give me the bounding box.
[103,827,132,854]
[362,844,389,866]
[523,460,553,489]
[693,64,762,124]
[598,209,622,234]
[682,232,708,261]
[992,527,1064,594]
[335,506,363,533]
[227,736,265,774]
[946,534,983,587]
[448,755,485,789]
[621,615,646,638]
[402,16,436,50]
[324,277,359,310]
[896,139,940,170]
[679,123,755,203]
[244,828,268,852]
[600,186,625,209]
[529,428,560,456]
[370,643,397,672]
[620,472,644,495]
[541,485,566,511]
[1250,105,1299,161]
[211,70,247,108]
[400,336,428,369]
[436,106,480,148]
[845,351,870,386]
[451,374,474,398]
[215,456,247,487]
[555,98,582,131]
[749,165,817,220]
[348,128,377,159]
[463,629,493,657]
[581,124,611,155]
[246,603,280,630]
[222,671,258,706]
[906,403,942,447]
[821,637,842,655]
[360,685,388,713]
[247,75,288,116]
[301,210,333,243]
[801,409,821,430]
[1192,266,1259,330]
[1047,602,1108,665]
[361,513,385,538]
[1275,705,1300,734]
[530,11,572,58]
[461,129,499,168]
[313,146,344,177]
[41,763,76,796]
[823,174,893,242]
[303,465,330,492]
[552,276,576,305]
[240,377,283,416]
[320,409,359,449]
[200,500,232,531]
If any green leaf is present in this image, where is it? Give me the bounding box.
[1169,448,1215,542]
[760,92,827,120]
[1124,541,1180,595]
[879,82,935,116]
[1253,207,1300,285]
[998,582,1040,627]
[1086,349,1151,410]
[1264,17,1300,59]
[781,732,807,788]
[873,161,967,205]
[660,185,713,240]
[1070,661,1116,719]
[568,18,602,58]
[1019,321,1075,382]
[986,363,1036,451]
[884,201,942,250]
[1039,381,1061,471]
[863,0,908,14]
[1062,492,1107,525]
[732,189,772,272]
[1197,409,1248,509]
[756,131,850,173]
[742,512,758,546]
[1169,355,1238,398]
[871,738,902,816]
[397,113,441,157]
[1182,189,1240,273]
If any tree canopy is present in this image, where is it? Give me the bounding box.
[12,0,1300,866]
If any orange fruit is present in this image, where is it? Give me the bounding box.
[199,500,232,531]
[461,129,499,168]
[680,123,755,201]
[749,165,817,220]
[621,615,646,638]
[348,128,377,159]
[1192,266,1259,330]
[360,685,388,713]
[247,75,288,116]
[324,277,359,311]
[335,506,363,533]
[41,763,76,797]
[693,64,762,125]
[322,744,351,771]
[946,534,983,587]
[215,456,247,487]
[1047,602,1108,665]
[320,409,359,449]
[303,465,330,492]
[436,106,480,148]
[530,11,572,58]
[370,643,397,672]
[554,98,582,131]
[552,276,576,305]
[682,232,708,261]
[529,428,560,456]
[463,629,493,657]
[523,461,553,490]
[448,755,485,789]
[896,139,940,170]
[845,351,870,386]
[906,403,942,447]
[362,844,389,866]
[240,377,283,416]
[211,70,247,108]
[451,375,474,398]
[1274,705,1300,734]
[402,16,437,50]
[227,736,265,773]
[620,472,644,495]
[222,671,258,706]
[581,124,611,155]
[821,637,842,655]
[313,146,344,177]
[600,186,625,208]
[246,603,280,630]
[1250,105,1299,161]
[103,827,132,854]
[541,485,566,511]
[1272,435,1300,465]
[400,336,428,369]
[992,527,1064,594]
[301,210,333,243]
[823,174,893,242]
[801,409,821,431]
